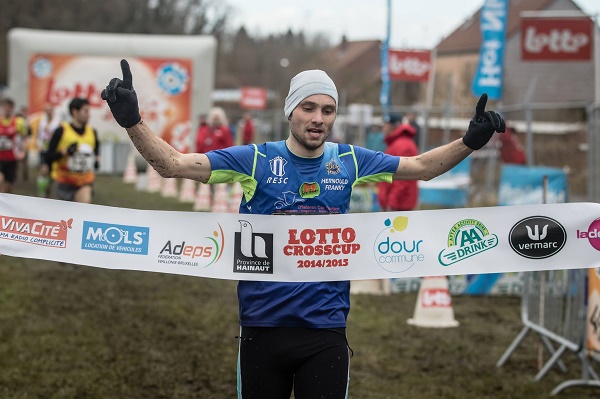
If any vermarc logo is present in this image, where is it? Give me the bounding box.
[509,216,566,259]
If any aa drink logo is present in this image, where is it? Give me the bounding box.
[509,216,566,259]
[0,215,72,248]
[373,216,425,273]
[158,224,225,267]
[438,219,498,266]
[234,220,273,274]
[577,217,600,251]
[82,221,149,255]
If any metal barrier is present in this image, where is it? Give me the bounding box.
[497,270,587,381]
[551,349,600,396]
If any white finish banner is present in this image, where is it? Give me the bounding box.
[1,194,599,282]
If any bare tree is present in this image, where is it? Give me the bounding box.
[0,0,231,85]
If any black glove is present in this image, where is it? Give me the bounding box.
[94,160,99,171]
[67,143,78,156]
[101,59,142,128]
[462,93,506,150]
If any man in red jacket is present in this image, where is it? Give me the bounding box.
[377,113,419,211]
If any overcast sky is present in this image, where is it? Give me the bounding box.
[225,0,600,49]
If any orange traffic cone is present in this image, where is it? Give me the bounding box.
[212,184,229,213]
[161,178,179,198]
[146,164,162,193]
[229,183,244,213]
[193,184,212,211]
[123,154,137,184]
[407,276,459,328]
[179,179,196,203]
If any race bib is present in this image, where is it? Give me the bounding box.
[67,144,94,173]
[0,136,14,151]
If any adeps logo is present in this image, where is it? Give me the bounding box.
[438,219,498,266]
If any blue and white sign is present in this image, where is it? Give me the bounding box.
[498,165,568,206]
[418,157,471,208]
[471,0,509,100]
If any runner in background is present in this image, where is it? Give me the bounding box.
[30,103,62,197]
[46,98,100,204]
[0,98,28,193]
[102,59,505,399]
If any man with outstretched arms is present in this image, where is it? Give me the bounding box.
[102,59,504,399]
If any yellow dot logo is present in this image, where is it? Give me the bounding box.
[385,216,408,232]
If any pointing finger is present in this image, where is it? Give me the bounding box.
[120,59,133,90]
[475,93,488,120]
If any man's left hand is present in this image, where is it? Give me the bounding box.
[462,93,506,150]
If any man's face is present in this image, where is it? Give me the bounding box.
[72,104,90,125]
[288,94,336,153]
[2,103,14,118]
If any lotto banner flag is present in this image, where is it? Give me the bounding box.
[521,16,593,61]
[388,50,431,82]
[1,194,599,282]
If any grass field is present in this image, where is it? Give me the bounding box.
[0,171,597,398]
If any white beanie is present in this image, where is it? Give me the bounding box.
[284,70,338,118]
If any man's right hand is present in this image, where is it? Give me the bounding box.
[101,59,142,128]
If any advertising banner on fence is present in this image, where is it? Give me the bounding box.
[521,16,593,61]
[28,54,193,152]
[471,0,509,100]
[498,165,567,206]
[589,267,600,352]
[240,87,267,110]
[0,194,599,282]
[388,50,431,82]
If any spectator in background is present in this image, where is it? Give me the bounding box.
[30,103,62,197]
[241,111,255,145]
[405,111,421,150]
[498,124,527,165]
[378,112,419,212]
[46,98,100,204]
[197,114,207,130]
[195,107,233,153]
[16,105,32,182]
[0,98,28,193]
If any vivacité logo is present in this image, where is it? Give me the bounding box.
[81,221,149,255]
[373,216,425,273]
[438,219,498,266]
[0,215,72,247]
